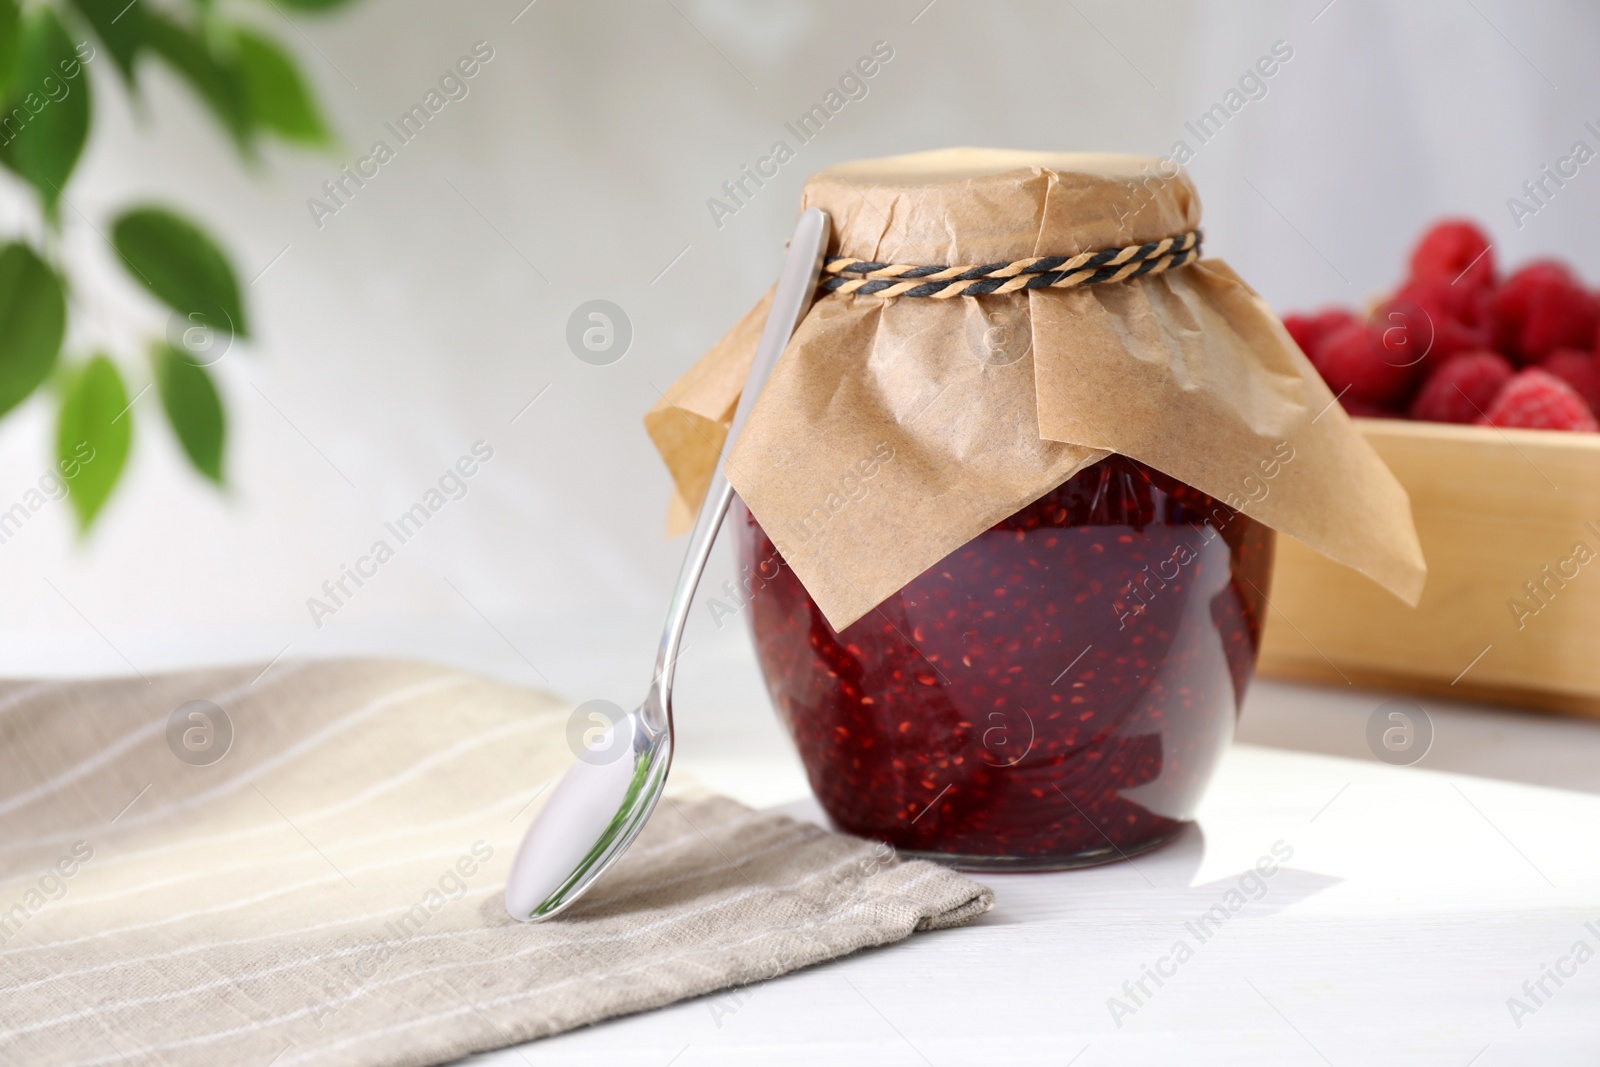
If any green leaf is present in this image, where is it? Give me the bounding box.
[154,344,225,484]
[111,206,249,338]
[66,0,144,86]
[234,29,327,145]
[0,243,65,418]
[0,9,92,215]
[142,9,251,149]
[0,0,20,102]
[57,356,132,532]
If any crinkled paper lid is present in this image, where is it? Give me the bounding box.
[646,148,1426,632]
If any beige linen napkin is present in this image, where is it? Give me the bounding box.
[0,660,991,1066]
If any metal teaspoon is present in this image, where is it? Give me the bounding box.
[504,207,831,922]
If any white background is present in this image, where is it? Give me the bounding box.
[2,0,1598,714]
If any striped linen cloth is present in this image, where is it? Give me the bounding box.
[0,660,992,1066]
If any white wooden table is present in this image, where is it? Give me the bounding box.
[464,674,1600,1067]
[9,621,1597,1065]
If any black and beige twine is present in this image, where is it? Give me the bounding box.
[819,230,1201,298]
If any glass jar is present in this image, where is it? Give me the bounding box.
[735,453,1274,870]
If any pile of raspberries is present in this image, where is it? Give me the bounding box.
[1283,220,1600,432]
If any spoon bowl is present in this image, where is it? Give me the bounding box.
[503,693,671,921]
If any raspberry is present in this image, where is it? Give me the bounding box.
[1396,277,1492,330]
[1491,261,1597,362]
[1408,219,1495,290]
[1479,368,1599,432]
[1340,397,1399,419]
[1490,261,1571,352]
[1407,350,1514,424]
[1521,282,1596,360]
[1538,348,1600,415]
[1370,292,1485,375]
[1283,307,1357,361]
[1315,320,1418,406]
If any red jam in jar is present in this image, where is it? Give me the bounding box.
[736,454,1274,869]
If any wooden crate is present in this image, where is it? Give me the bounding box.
[1258,418,1600,717]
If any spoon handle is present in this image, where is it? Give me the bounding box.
[648,208,832,717]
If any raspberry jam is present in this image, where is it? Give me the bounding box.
[735,454,1274,869]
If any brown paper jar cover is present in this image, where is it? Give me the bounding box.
[645,148,1426,632]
